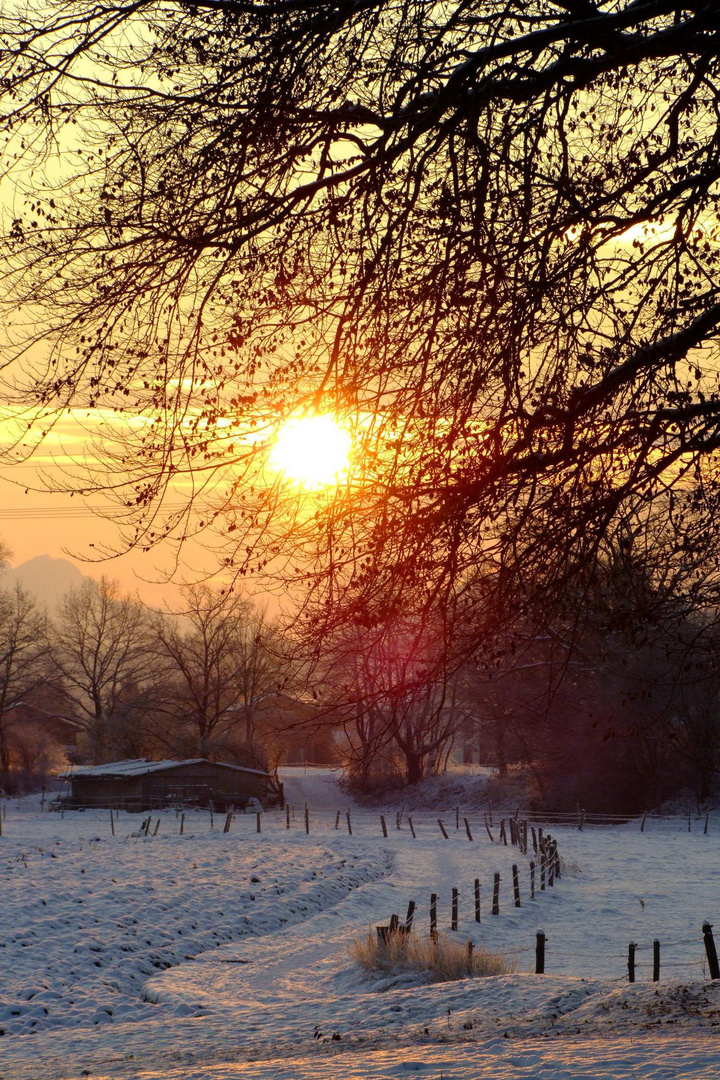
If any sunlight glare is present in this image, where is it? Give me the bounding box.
[270,414,351,488]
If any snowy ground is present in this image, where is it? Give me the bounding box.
[2,770,720,1079]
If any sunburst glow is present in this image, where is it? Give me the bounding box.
[269,414,351,488]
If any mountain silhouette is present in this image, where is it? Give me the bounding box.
[0,555,94,610]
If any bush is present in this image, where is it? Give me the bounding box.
[351,929,514,982]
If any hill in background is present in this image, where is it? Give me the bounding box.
[0,555,93,610]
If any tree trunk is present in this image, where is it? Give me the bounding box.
[405,749,424,786]
[495,719,508,777]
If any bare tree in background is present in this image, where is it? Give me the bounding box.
[50,578,156,761]
[2,2,720,659]
[321,619,461,786]
[150,585,279,762]
[0,584,52,789]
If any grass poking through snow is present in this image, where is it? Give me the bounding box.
[351,929,514,982]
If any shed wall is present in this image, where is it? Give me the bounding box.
[68,762,267,809]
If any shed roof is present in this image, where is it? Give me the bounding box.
[61,758,270,780]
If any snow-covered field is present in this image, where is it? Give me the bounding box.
[2,768,720,1079]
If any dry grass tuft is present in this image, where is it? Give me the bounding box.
[351,929,514,982]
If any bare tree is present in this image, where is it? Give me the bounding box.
[0,584,52,789]
[3,2,720,653]
[321,619,461,786]
[150,585,278,761]
[51,577,156,761]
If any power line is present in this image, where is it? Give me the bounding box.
[0,503,189,521]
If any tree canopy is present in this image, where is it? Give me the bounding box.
[2,0,720,655]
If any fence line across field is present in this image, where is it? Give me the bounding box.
[6,800,718,843]
[7,789,718,835]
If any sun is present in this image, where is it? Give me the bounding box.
[269,414,351,487]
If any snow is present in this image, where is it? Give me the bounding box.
[62,758,269,778]
[1,769,720,1079]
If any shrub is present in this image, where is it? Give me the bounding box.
[351,929,514,982]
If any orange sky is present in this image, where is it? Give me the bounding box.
[0,403,290,614]
[0,466,190,607]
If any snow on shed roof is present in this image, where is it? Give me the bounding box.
[61,758,270,779]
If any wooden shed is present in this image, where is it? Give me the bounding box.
[60,758,271,811]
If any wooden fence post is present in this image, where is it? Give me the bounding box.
[704,813,709,836]
[474,878,481,923]
[547,838,555,887]
[256,811,262,833]
[438,819,449,840]
[464,817,473,842]
[531,825,537,854]
[430,893,438,939]
[467,939,474,973]
[180,812,185,836]
[346,810,353,835]
[456,806,460,830]
[110,809,115,837]
[484,814,494,843]
[641,811,647,832]
[540,853,546,891]
[408,817,417,839]
[535,930,545,974]
[335,810,341,829]
[380,815,388,838]
[286,804,291,829]
[153,819,160,835]
[404,900,416,932]
[512,864,521,907]
[223,812,232,834]
[451,887,459,931]
[628,942,636,983]
[703,922,720,980]
[492,872,500,915]
[529,860,535,899]
[499,819,507,845]
[210,803,214,829]
[653,939,660,981]
[305,804,310,834]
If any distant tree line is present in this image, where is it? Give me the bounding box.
[0,571,303,794]
[2,502,720,812]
